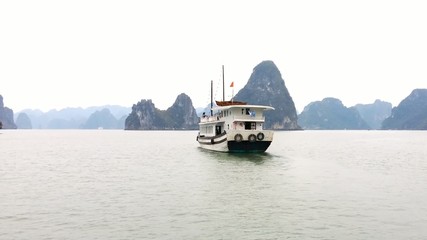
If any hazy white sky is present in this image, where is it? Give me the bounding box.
[1,0,426,113]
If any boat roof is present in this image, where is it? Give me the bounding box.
[215,100,247,106]
[212,104,275,111]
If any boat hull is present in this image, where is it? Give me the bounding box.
[227,140,271,153]
[197,130,273,153]
[197,132,229,152]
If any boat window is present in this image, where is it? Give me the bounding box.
[215,126,222,135]
[207,126,213,134]
[244,122,257,130]
[202,126,212,134]
[241,109,244,115]
[245,108,251,115]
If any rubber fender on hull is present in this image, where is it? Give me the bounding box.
[234,134,243,142]
[248,134,256,142]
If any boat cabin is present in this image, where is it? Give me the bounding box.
[199,105,274,137]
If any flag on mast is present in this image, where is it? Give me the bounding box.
[230,81,234,101]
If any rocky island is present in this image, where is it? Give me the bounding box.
[382,89,427,130]
[298,98,370,130]
[233,60,301,130]
[0,95,17,129]
[125,93,199,130]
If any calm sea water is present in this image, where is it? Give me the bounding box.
[1,130,427,239]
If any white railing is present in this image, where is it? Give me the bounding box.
[201,115,264,123]
[200,116,219,123]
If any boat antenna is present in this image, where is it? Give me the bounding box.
[222,65,225,101]
[210,80,213,116]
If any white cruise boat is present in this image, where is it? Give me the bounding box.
[197,66,275,153]
[196,99,275,153]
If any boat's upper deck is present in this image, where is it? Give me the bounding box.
[212,104,274,112]
[200,104,274,125]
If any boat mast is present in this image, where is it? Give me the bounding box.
[210,80,213,116]
[222,65,225,101]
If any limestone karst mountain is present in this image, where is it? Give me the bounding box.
[125,93,199,130]
[0,95,17,129]
[81,108,122,129]
[382,89,427,130]
[19,105,130,129]
[233,60,300,130]
[298,98,370,130]
[15,112,32,129]
[354,100,392,130]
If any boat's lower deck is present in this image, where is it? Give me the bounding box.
[197,130,273,153]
